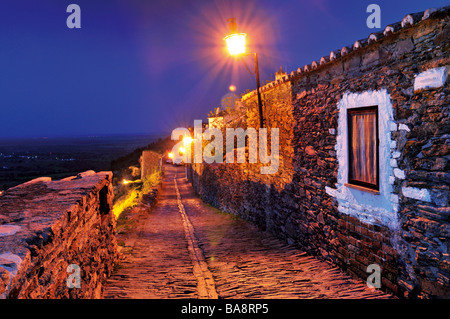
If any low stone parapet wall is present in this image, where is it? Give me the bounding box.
[0,171,118,298]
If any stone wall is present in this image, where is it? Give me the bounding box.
[0,171,118,298]
[140,150,162,181]
[187,7,449,298]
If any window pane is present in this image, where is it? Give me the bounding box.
[349,109,377,188]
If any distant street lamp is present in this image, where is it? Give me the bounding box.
[224,18,264,128]
[183,136,194,146]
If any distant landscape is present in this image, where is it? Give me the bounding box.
[0,134,170,190]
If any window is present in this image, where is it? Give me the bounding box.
[347,106,379,190]
[331,90,397,226]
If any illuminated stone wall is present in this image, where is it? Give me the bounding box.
[188,7,449,298]
[140,150,161,181]
[0,171,118,298]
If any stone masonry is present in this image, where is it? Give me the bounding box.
[140,150,162,181]
[0,171,118,298]
[187,7,449,298]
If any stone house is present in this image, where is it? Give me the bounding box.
[187,7,449,298]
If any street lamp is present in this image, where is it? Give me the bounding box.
[224,18,264,128]
[224,33,246,56]
[183,136,193,146]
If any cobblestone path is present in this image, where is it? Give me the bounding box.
[103,165,392,299]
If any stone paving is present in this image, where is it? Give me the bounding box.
[103,165,393,299]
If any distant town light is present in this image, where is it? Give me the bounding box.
[122,179,131,185]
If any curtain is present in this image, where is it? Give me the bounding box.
[349,112,377,186]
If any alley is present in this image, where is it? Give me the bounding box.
[103,165,392,299]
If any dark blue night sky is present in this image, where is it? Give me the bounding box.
[0,0,448,138]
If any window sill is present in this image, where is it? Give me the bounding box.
[344,183,380,195]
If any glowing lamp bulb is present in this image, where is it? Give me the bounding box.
[224,33,246,56]
[183,136,193,146]
[179,147,186,154]
[168,152,174,159]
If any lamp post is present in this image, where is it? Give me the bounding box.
[224,18,264,128]
[182,135,194,178]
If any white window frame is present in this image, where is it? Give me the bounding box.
[327,89,399,229]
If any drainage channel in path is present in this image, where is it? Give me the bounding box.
[174,174,218,299]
